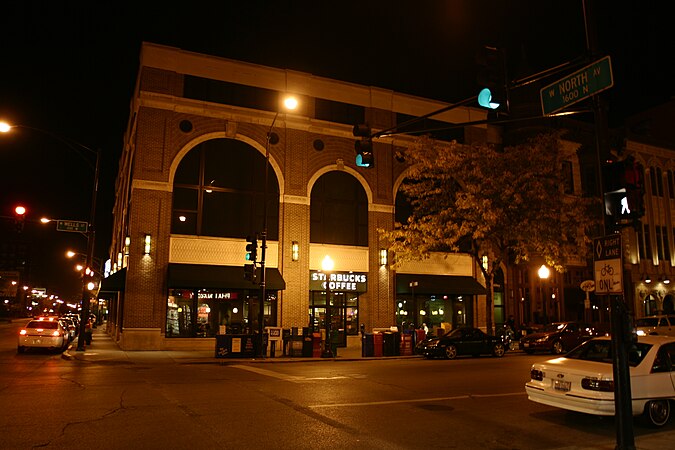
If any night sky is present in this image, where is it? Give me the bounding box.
[0,1,672,300]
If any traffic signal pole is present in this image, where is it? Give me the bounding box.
[257,112,279,358]
[584,1,635,448]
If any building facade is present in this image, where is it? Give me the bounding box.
[101,43,498,351]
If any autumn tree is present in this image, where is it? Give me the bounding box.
[382,132,599,334]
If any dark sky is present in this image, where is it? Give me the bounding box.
[0,1,672,300]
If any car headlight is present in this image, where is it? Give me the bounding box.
[636,330,646,336]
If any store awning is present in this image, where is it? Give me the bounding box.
[100,268,127,292]
[396,274,486,295]
[168,263,286,290]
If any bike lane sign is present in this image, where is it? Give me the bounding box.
[593,235,623,295]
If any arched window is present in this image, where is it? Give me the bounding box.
[171,138,279,239]
[310,171,368,246]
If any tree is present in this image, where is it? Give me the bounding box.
[382,132,599,334]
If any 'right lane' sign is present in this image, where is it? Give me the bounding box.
[593,235,623,295]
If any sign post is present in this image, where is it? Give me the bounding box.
[593,235,634,450]
[540,56,613,116]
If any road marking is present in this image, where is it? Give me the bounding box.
[309,392,525,409]
[231,365,354,383]
[231,364,306,382]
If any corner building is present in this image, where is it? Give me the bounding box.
[102,42,492,351]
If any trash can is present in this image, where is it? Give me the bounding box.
[312,333,322,357]
[289,327,304,356]
[282,329,291,356]
[373,333,383,357]
[383,332,397,356]
[400,333,413,356]
[361,333,374,357]
[302,327,313,357]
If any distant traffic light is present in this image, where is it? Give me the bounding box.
[476,46,508,112]
[14,205,26,233]
[353,124,374,168]
[245,235,258,262]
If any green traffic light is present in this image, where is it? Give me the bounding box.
[478,88,500,110]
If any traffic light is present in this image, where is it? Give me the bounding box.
[243,263,256,283]
[14,205,26,233]
[602,157,645,224]
[476,46,508,112]
[353,124,374,168]
[245,235,258,262]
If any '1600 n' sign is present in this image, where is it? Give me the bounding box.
[309,271,368,293]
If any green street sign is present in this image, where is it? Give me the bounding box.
[540,56,613,116]
[56,220,88,233]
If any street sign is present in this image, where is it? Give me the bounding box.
[56,220,88,233]
[593,235,623,295]
[540,56,613,115]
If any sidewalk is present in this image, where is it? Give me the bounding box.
[61,324,419,364]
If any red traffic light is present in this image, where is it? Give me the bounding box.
[14,205,26,216]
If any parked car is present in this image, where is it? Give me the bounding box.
[634,314,675,337]
[520,321,596,355]
[17,317,68,353]
[525,335,675,427]
[416,327,507,359]
[59,317,77,341]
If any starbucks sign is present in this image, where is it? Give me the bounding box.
[309,271,368,293]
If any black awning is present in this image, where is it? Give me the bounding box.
[396,274,486,295]
[100,268,127,292]
[168,263,286,290]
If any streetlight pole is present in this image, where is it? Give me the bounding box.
[0,122,100,352]
[257,96,298,358]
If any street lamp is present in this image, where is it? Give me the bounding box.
[321,255,334,358]
[0,122,100,351]
[538,264,550,324]
[257,95,298,358]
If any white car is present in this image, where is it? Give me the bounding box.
[525,335,675,427]
[634,315,675,337]
[17,318,68,353]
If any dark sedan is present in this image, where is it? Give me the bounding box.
[416,327,507,359]
[519,321,596,355]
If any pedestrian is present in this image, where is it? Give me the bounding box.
[85,317,93,345]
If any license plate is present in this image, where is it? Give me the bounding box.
[523,342,530,347]
[31,339,42,344]
[553,380,571,392]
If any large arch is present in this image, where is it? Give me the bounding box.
[307,165,373,207]
[169,135,284,239]
[168,132,286,199]
[309,169,370,247]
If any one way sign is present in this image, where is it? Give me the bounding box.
[593,235,623,295]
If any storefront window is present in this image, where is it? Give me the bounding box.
[396,294,471,332]
[166,288,277,337]
[167,289,195,337]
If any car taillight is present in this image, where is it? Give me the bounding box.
[582,377,614,392]
[530,368,544,381]
[19,329,27,335]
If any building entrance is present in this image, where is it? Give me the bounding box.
[309,291,359,347]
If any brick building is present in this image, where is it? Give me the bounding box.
[99,42,495,351]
